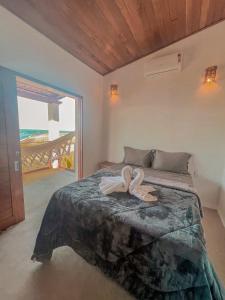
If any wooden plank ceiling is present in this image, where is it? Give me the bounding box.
[1,0,225,75]
[17,77,64,104]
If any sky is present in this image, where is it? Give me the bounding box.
[18,96,76,131]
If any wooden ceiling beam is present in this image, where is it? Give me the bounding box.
[16,77,64,104]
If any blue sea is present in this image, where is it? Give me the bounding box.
[19,129,72,140]
[19,129,48,140]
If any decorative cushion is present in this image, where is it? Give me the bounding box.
[152,150,191,174]
[123,146,153,167]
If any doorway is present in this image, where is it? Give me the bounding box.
[17,76,83,219]
[0,67,83,230]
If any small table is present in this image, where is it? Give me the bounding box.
[99,161,116,170]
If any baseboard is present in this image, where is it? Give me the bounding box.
[217,209,225,228]
[202,204,225,228]
[202,202,218,210]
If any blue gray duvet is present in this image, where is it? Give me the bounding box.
[32,169,225,299]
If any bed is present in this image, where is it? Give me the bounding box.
[32,164,225,299]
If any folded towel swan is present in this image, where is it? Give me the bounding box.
[129,168,157,202]
[100,166,157,202]
[99,165,133,195]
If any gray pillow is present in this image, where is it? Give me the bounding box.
[152,150,191,174]
[123,146,153,167]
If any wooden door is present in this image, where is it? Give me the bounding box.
[0,67,24,230]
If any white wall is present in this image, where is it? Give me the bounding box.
[18,96,76,132]
[103,21,225,212]
[18,97,48,130]
[0,6,104,176]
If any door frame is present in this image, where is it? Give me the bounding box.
[4,65,84,180]
[0,67,24,230]
[75,96,83,179]
[0,67,84,180]
[16,75,84,179]
[0,66,83,229]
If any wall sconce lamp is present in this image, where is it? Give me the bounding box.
[204,66,217,84]
[110,84,119,96]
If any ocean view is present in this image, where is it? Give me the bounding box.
[20,129,48,140]
[19,129,72,140]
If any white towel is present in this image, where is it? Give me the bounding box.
[100,165,133,195]
[129,168,157,202]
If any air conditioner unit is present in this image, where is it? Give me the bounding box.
[144,52,182,78]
